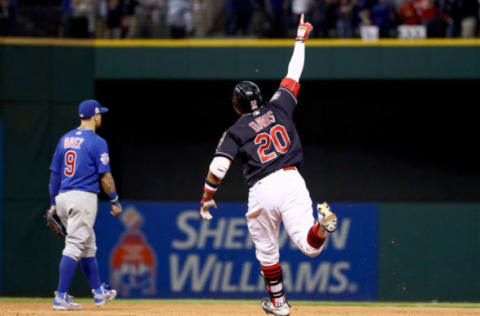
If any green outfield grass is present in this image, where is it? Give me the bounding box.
[1,297,480,309]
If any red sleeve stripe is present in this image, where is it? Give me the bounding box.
[280,78,300,96]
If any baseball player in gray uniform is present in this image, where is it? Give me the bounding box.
[48,100,122,310]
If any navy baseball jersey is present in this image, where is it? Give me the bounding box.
[216,87,303,187]
[50,128,111,193]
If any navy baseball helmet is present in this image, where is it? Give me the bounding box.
[79,99,109,119]
[232,81,263,114]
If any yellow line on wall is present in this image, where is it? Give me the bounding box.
[2,37,480,47]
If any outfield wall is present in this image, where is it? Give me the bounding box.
[2,38,480,83]
[1,39,480,300]
[3,201,478,301]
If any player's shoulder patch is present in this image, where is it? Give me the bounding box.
[100,152,110,165]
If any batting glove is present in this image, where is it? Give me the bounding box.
[296,14,313,42]
[200,198,217,220]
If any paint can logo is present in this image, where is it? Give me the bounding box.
[110,206,157,297]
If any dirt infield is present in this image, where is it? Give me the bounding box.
[2,301,480,316]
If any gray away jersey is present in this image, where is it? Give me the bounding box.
[215,87,303,187]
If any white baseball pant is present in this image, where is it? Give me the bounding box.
[55,190,98,261]
[246,168,323,266]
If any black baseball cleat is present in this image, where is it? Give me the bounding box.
[261,297,290,316]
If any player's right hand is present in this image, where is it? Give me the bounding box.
[200,198,217,220]
[296,14,313,42]
[110,202,122,217]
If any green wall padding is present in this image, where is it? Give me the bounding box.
[378,203,480,301]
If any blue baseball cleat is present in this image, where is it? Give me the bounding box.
[92,283,117,307]
[53,291,81,310]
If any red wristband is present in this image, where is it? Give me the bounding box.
[280,78,300,97]
[204,181,218,194]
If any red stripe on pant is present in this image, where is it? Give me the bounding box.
[262,263,282,277]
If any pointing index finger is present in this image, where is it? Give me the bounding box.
[300,13,304,24]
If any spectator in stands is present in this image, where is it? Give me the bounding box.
[167,0,194,38]
[59,0,72,37]
[370,0,395,37]
[226,0,253,36]
[249,0,269,36]
[104,0,124,38]
[358,6,372,27]
[413,0,443,37]
[322,0,339,37]
[0,0,16,36]
[134,0,164,38]
[95,0,107,38]
[458,0,478,38]
[439,0,462,37]
[399,0,421,25]
[70,0,95,38]
[123,0,138,37]
[439,0,479,38]
[194,0,225,37]
[336,0,355,37]
[308,0,328,37]
[349,0,366,35]
[267,0,289,37]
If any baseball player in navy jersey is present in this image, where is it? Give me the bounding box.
[48,100,122,310]
[199,15,337,316]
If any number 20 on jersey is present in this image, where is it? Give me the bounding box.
[254,125,291,163]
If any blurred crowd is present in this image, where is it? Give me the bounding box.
[1,0,479,38]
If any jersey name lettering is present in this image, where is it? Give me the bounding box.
[249,111,276,133]
[64,137,84,149]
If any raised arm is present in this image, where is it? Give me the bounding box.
[280,14,313,97]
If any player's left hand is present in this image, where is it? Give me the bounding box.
[46,206,66,238]
[200,198,217,220]
[110,202,122,217]
[296,13,313,42]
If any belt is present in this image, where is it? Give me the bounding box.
[250,166,297,189]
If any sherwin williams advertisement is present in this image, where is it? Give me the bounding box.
[96,202,378,300]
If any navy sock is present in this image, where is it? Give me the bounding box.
[57,255,79,293]
[80,257,102,291]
